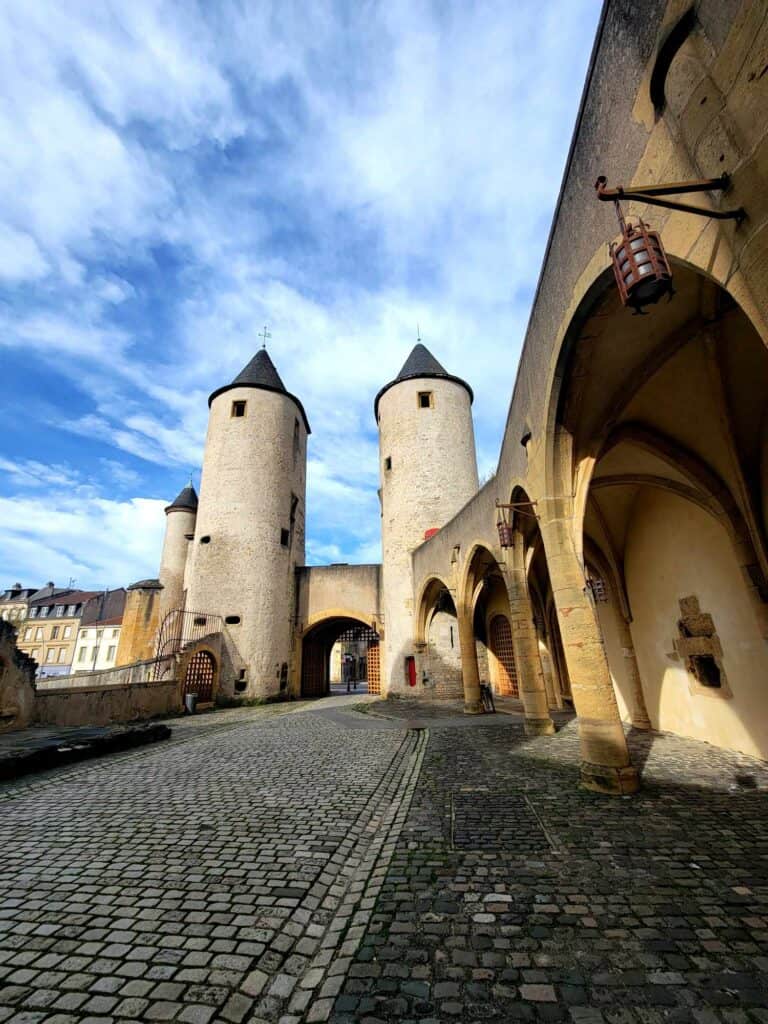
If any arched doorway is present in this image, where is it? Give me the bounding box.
[183,650,216,704]
[300,617,381,698]
[551,262,768,757]
[488,614,518,697]
[414,578,462,699]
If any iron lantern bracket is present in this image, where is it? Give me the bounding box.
[595,174,746,226]
[495,500,539,521]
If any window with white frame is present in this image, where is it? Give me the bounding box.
[67,605,77,616]
[51,626,59,639]
[112,628,119,638]
[39,607,50,618]
[57,648,67,663]
[46,649,56,662]
[35,627,43,641]
[55,605,65,617]
[63,626,71,639]
[107,646,116,661]
[78,647,87,662]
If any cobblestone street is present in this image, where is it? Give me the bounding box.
[2,699,768,1024]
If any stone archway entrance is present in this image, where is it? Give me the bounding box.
[488,614,518,697]
[183,650,216,704]
[300,617,381,698]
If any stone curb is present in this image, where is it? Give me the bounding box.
[298,728,429,1023]
[0,722,171,782]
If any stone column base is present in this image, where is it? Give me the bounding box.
[580,761,640,796]
[524,717,556,737]
[464,700,483,715]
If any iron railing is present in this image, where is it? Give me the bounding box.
[151,609,223,680]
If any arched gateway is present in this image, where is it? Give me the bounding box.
[300,616,381,698]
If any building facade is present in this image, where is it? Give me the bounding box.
[17,589,101,677]
[72,589,126,674]
[122,0,768,794]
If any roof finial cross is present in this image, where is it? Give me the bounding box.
[259,325,272,349]
[416,323,422,343]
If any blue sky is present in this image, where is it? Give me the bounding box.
[0,0,602,589]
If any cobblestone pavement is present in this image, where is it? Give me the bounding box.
[2,700,768,1024]
[333,709,768,1024]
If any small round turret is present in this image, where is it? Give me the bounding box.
[376,343,479,695]
[158,482,198,625]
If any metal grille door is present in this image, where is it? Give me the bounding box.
[184,650,215,703]
[367,639,381,696]
[489,615,518,697]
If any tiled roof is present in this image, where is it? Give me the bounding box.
[374,342,473,420]
[208,347,311,433]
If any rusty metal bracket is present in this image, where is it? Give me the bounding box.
[496,499,539,521]
[595,174,745,225]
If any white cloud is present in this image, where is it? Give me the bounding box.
[0,492,165,589]
[0,226,49,282]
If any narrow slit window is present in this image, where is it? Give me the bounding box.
[231,400,246,418]
[384,456,392,471]
[280,528,290,547]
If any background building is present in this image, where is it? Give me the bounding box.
[72,589,126,674]
[17,588,101,677]
[0,584,36,625]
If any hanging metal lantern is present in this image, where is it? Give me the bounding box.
[496,503,513,548]
[610,215,673,313]
[595,174,745,315]
[497,519,513,548]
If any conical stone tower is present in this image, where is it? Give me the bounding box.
[185,348,310,699]
[375,343,479,695]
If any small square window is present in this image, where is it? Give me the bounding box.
[231,400,246,418]
[384,457,392,471]
[418,391,433,409]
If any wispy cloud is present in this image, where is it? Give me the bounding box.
[0,0,601,588]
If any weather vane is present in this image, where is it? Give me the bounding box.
[416,323,422,343]
[259,325,272,349]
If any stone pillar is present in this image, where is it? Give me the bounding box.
[618,617,651,730]
[541,520,639,795]
[507,541,555,736]
[457,604,482,714]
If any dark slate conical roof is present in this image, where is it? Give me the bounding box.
[165,483,198,515]
[208,347,311,433]
[374,342,473,420]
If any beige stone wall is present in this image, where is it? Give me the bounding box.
[36,655,175,691]
[625,488,768,758]
[159,507,196,625]
[185,385,307,699]
[0,621,36,733]
[34,678,181,728]
[423,609,463,699]
[116,587,162,666]
[379,376,478,695]
[295,564,381,631]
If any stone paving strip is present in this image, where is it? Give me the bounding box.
[0,700,420,1024]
